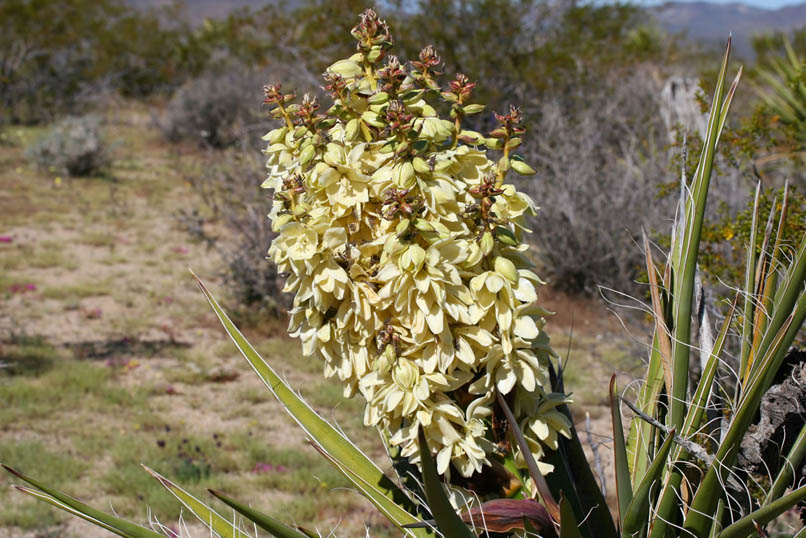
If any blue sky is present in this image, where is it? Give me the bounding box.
[630,0,803,7]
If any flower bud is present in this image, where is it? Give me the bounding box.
[367,45,384,63]
[264,126,287,144]
[395,219,411,237]
[498,156,510,173]
[458,130,484,144]
[412,156,430,174]
[494,226,519,246]
[414,218,434,232]
[480,231,494,256]
[362,110,385,129]
[485,138,504,150]
[511,158,536,176]
[462,104,485,115]
[271,213,294,232]
[299,145,315,165]
[377,344,395,375]
[395,161,416,188]
[328,59,362,78]
[293,202,311,216]
[494,256,519,283]
[408,244,426,271]
[464,242,482,267]
[368,92,390,105]
[401,90,424,104]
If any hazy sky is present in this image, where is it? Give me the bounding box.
[632,0,804,7]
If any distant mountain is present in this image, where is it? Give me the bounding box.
[129,0,806,58]
[127,0,280,21]
[649,2,806,58]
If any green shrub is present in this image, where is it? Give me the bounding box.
[158,67,264,149]
[26,115,112,177]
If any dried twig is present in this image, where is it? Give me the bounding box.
[584,411,608,498]
[619,395,713,465]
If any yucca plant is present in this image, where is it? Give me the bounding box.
[3,11,805,538]
[754,36,806,145]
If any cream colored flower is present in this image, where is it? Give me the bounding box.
[262,8,568,481]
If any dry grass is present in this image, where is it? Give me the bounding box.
[0,104,648,537]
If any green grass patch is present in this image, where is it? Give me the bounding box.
[100,431,239,521]
[0,360,150,426]
[79,230,118,248]
[233,432,350,494]
[0,441,88,529]
[27,248,77,270]
[0,334,64,377]
[42,281,111,301]
[165,348,212,385]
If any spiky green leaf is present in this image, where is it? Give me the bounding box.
[208,490,308,538]
[3,465,163,538]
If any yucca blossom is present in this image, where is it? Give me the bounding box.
[263,8,570,484]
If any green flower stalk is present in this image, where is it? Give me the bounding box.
[264,8,569,483]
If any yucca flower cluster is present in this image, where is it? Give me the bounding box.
[263,9,571,481]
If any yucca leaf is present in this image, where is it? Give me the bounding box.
[144,466,251,538]
[744,196,780,382]
[542,410,618,538]
[495,391,561,524]
[308,442,430,535]
[668,37,735,434]
[628,234,674,486]
[750,232,806,388]
[739,183,762,393]
[192,274,425,533]
[681,294,737,442]
[717,487,806,538]
[644,231,673,393]
[764,423,806,506]
[754,184,790,347]
[708,499,725,538]
[208,490,308,538]
[3,465,163,538]
[625,333,663,487]
[621,428,675,536]
[559,495,583,538]
[652,40,741,537]
[609,375,632,527]
[415,426,475,538]
[683,309,798,535]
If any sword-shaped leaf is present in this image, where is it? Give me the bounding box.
[192,274,425,534]
[496,391,561,525]
[621,428,675,536]
[144,466,251,538]
[559,495,583,538]
[3,465,163,538]
[416,426,475,538]
[609,375,632,527]
[208,490,309,538]
[763,423,806,506]
[717,487,806,538]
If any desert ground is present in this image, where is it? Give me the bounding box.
[0,105,648,537]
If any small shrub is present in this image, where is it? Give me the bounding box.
[158,67,265,149]
[25,115,111,177]
[521,71,669,295]
[178,151,288,313]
